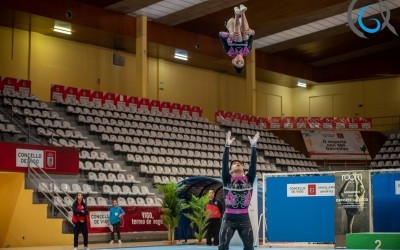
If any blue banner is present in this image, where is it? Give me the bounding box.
[372,172,400,232]
[265,175,335,243]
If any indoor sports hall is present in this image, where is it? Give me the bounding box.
[1,0,400,250]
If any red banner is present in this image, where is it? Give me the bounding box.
[91,91,104,106]
[0,142,79,174]
[1,77,17,95]
[267,117,281,129]
[78,89,91,104]
[127,96,139,110]
[191,106,203,117]
[281,117,295,129]
[103,92,116,107]
[87,206,166,233]
[50,84,65,102]
[160,101,172,113]
[17,79,31,96]
[64,87,79,103]
[116,94,128,109]
[295,117,308,129]
[214,111,372,130]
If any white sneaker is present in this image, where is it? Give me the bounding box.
[234,6,241,15]
[239,4,247,12]
[84,247,90,250]
[118,240,122,243]
[73,248,77,250]
[109,240,114,244]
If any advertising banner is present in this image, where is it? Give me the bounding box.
[87,206,166,233]
[50,84,65,102]
[301,130,371,160]
[371,172,400,232]
[334,171,371,248]
[266,175,335,243]
[0,142,79,174]
[17,79,31,97]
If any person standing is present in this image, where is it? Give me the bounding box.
[109,199,125,244]
[72,192,90,250]
[206,189,224,246]
[219,131,259,250]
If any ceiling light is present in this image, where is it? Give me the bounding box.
[53,21,71,35]
[174,55,188,61]
[174,49,188,61]
[53,27,71,35]
[297,81,307,88]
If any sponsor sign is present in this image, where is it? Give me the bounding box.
[287,183,335,197]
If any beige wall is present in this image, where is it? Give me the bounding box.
[0,172,72,247]
[1,26,400,129]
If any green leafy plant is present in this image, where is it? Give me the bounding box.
[184,193,212,243]
[156,182,188,243]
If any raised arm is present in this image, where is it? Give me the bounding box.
[246,132,260,183]
[222,131,235,184]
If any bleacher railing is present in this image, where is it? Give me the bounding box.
[27,156,73,224]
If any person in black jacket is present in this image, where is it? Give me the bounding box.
[219,4,255,74]
[206,189,224,246]
[218,131,259,250]
[72,192,89,250]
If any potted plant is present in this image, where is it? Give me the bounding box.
[156,181,188,244]
[184,193,212,243]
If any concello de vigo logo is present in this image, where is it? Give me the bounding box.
[347,0,399,38]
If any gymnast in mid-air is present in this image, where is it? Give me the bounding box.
[219,4,255,74]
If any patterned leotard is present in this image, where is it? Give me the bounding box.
[221,146,257,214]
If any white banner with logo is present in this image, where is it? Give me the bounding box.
[287,183,335,197]
[396,180,400,195]
[301,130,371,160]
[16,149,44,168]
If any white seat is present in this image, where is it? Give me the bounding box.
[122,185,133,195]
[82,184,98,194]
[97,197,108,206]
[161,176,170,183]
[64,196,74,207]
[126,174,140,184]
[127,197,137,206]
[145,197,156,206]
[112,163,126,172]
[136,197,146,206]
[141,186,155,195]
[103,184,117,195]
[53,196,66,207]
[38,182,50,193]
[131,186,142,196]
[155,197,163,206]
[71,183,83,194]
[60,183,73,194]
[49,183,63,194]
[117,197,128,206]
[153,175,163,184]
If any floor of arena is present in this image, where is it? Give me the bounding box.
[0,240,341,250]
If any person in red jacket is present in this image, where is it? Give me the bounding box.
[72,192,89,250]
[206,189,224,246]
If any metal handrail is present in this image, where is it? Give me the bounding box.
[26,157,74,224]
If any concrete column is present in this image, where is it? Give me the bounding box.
[136,15,147,97]
[246,47,256,115]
